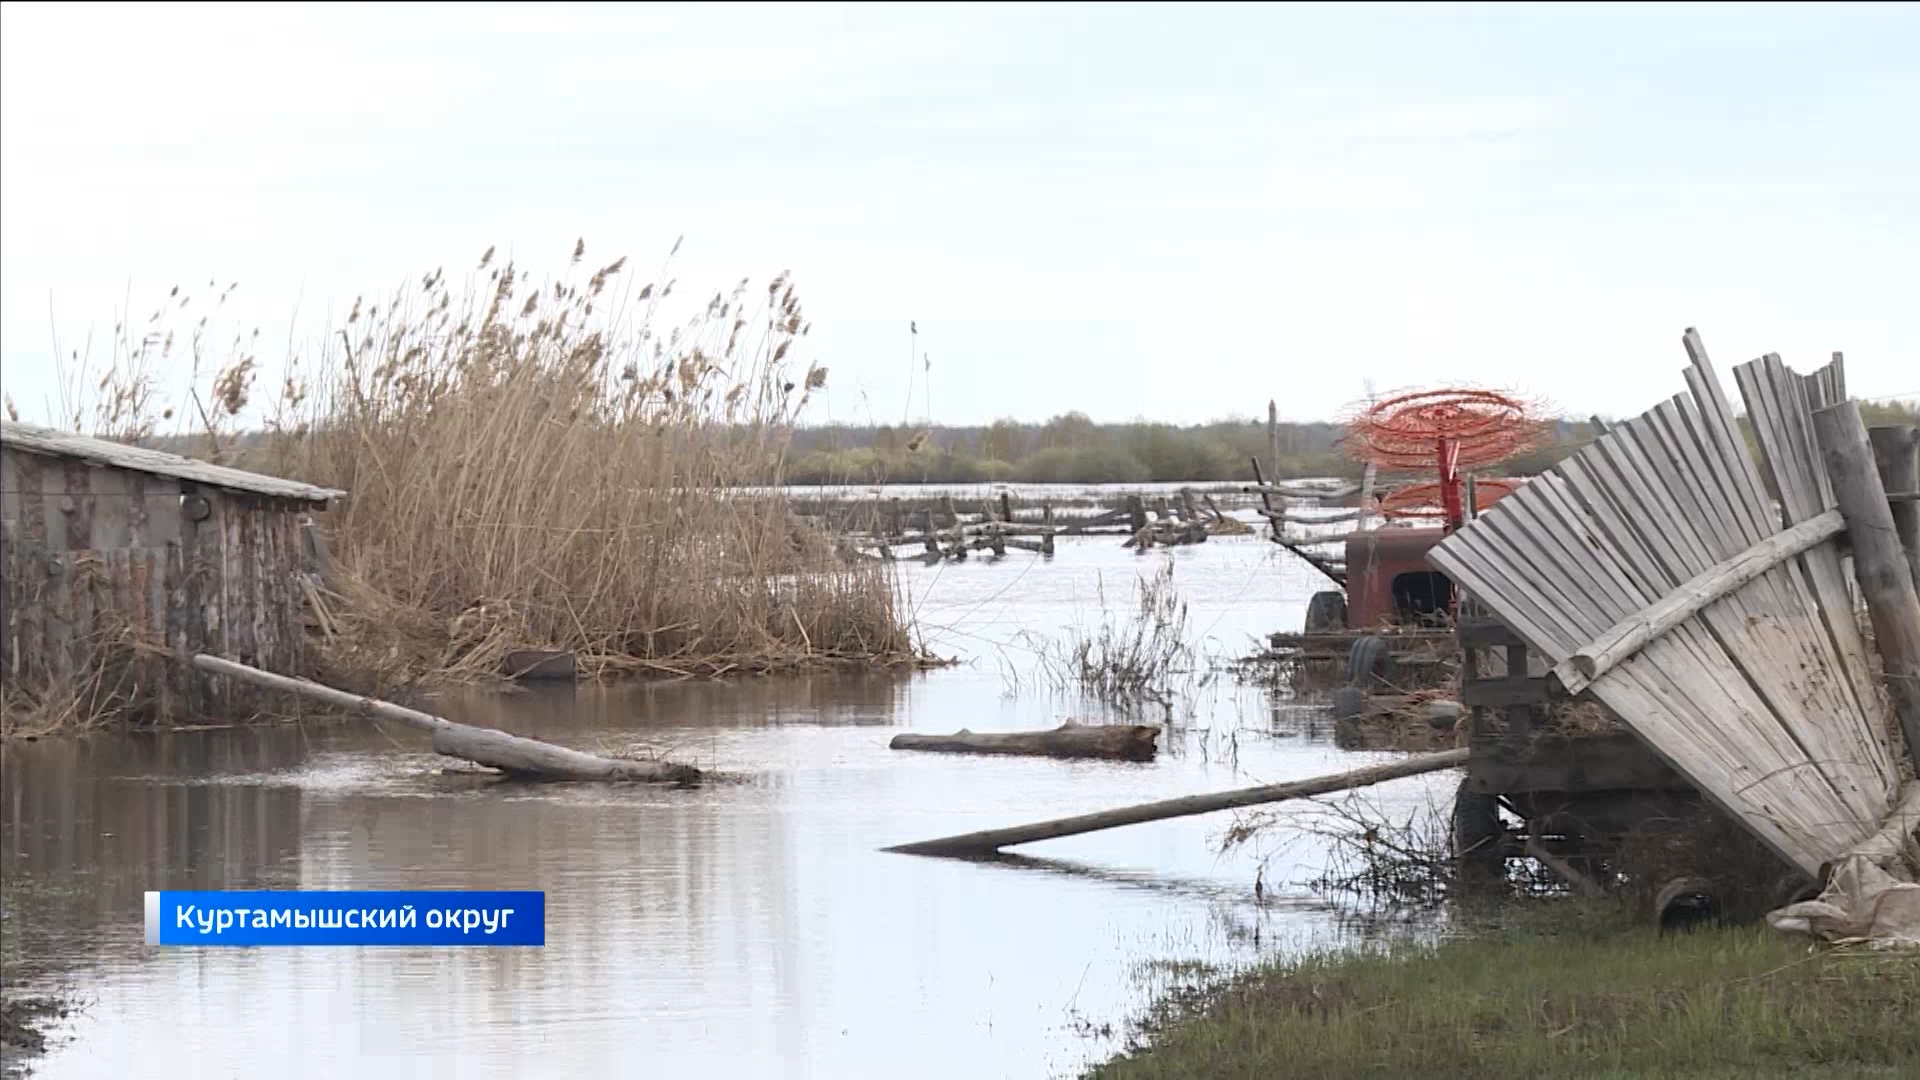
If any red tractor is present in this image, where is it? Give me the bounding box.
[1302,525,1456,633]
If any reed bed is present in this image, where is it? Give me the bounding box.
[35,243,919,695]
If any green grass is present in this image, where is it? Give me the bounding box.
[1088,904,1920,1080]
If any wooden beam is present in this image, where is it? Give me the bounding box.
[1244,482,1361,500]
[1553,509,1846,695]
[884,748,1468,857]
[1459,676,1554,708]
[1251,456,1345,587]
[1869,424,1920,587]
[1813,402,1920,771]
[1525,835,1607,898]
[189,653,700,783]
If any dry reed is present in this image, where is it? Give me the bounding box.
[39,242,919,693]
[0,609,155,738]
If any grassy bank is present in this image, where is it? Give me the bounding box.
[1089,903,1919,1080]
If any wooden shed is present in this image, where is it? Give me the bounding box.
[1,420,344,724]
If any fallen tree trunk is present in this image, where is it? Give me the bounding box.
[885,747,1468,857]
[889,723,1159,761]
[190,653,701,783]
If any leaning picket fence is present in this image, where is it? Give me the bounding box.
[1430,332,1918,944]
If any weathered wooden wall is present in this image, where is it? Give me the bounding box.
[1,445,313,723]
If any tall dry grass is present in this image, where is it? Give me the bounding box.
[36,243,918,691]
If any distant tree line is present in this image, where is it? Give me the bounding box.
[129,399,1920,488]
[780,414,1604,486]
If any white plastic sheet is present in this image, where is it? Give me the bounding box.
[1766,854,1920,948]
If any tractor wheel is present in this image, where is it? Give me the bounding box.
[1345,634,1391,688]
[1304,590,1347,633]
[1452,780,1505,879]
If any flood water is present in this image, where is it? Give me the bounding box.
[3,535,1453,1079]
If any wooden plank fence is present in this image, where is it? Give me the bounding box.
[1429,331,1907,878]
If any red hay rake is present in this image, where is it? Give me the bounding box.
[1377,478,1518,520]
[1343,389,1545,531]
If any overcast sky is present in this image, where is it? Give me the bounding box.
[2,2,1915,431]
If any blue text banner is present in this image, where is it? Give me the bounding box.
[144,890,545,946]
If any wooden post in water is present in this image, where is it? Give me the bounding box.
[1267,399,1281,479]
[885,748,1469,857]
[1814,403,1920,769]
[1868,424,1920,587]
[921,508,940,557]
[1178,488,1200,523]
[1249,456,1280,541]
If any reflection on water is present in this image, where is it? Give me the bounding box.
[4,536,1452,1079]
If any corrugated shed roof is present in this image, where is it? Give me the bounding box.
[0,420,345,504]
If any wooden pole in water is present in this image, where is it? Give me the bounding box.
[1813,403,1920,770]
[1268,399,1281,479]
[1178,488,1201,523]
[189,654,701,783]
[884,748,1468,857]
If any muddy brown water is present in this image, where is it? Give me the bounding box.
[3,535,1453,1078]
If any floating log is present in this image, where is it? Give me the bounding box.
[885,748,1468,857]
[889,722,1159,761]
[189,653,700,783]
